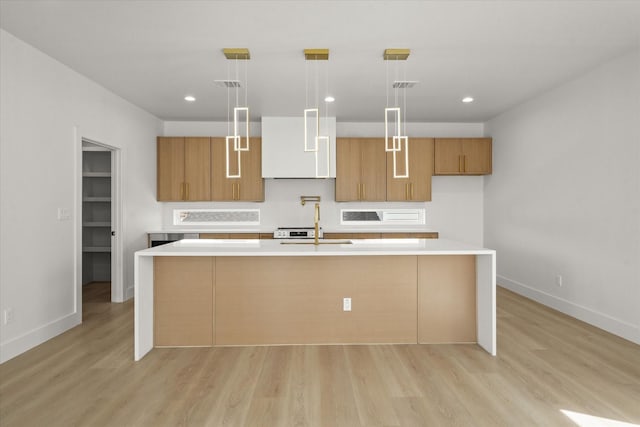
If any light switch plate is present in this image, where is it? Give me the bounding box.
[57,208,71,221]
[343,297,352,312]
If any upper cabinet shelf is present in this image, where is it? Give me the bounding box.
[434,138,492,175]
[83,196,111,202]
[83,172,111,178]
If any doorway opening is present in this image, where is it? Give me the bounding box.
[80,138,122,316]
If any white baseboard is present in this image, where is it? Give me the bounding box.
[498,275,640,345]
[0,311,81,364]
[124,285,134,301]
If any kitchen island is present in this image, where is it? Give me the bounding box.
[134,239,496,361]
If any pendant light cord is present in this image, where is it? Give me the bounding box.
[385,58,389,108]
[244,56,248,108]
[235,57,239,109]
[403,59,407,135]
[226,59,230,136]
[325,59,329,133]
[315,59,319,108]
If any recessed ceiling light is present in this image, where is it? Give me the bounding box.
[462,97,474,103]
[324,95,335,103]
[184,95,196,102]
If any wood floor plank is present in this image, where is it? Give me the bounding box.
[1,284,639,426]
[315,346,362,427]
[369,345,424,398]
[399,345,478,425]
[346,345,401,426]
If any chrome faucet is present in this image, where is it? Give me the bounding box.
[314,203,320,245]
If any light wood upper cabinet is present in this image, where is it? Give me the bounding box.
[386,138,434,201]
[211,137,264,201]
[185,138,212,200]
[157,136,263,202]
[434,138,492,175]
[157,137,184,201]
[336,138,386,201]
[157,137,211,201]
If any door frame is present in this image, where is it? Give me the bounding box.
[75,130,124,312]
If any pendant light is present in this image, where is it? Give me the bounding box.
[384,48,413,179]
[304,49,331,178]
[220,48,251,178]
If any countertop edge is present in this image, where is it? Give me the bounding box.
[136,238,495,257]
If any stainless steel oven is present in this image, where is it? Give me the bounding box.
[272,227,323,239]
[148,233,199,247]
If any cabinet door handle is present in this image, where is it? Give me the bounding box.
[410,183,414,199]
[232,183,236,200]
[464,155,467,173]
[357,183,361,200]
[459,155,463,173]
[236,183,241,200]
[181,182,186,200]
[405,183,409,200]
[362,184,366,200]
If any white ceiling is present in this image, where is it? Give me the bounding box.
[1,1,640,122]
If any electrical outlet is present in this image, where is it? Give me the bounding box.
[3,308,14,325]
[556,274,563,287]
[343,297,352,312]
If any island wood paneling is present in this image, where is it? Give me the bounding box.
[154,256,214,346]
[215,256,417,345]
[417,255,477,343]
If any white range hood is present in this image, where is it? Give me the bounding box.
[261,116,336,178]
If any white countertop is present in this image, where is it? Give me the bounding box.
[146,227,440,234]
[134,237,497,360]
[136,238,494,257]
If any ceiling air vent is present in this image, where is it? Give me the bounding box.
[214,80,242,88]
[392,81,419,89]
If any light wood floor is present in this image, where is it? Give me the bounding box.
[1,285,638,426]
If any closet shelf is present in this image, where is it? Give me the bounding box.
[83,172,111,177]
[83,246,111,253]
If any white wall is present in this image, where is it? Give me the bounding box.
[484,48,640,344]
[0,30,162,363]
[163,121,486,245]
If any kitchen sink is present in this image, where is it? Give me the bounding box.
[280,240,352,245]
